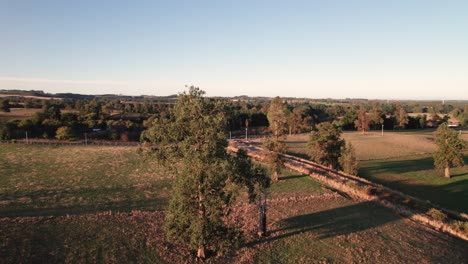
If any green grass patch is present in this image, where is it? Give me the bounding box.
[269,169,325,198]
[359,155,468,213]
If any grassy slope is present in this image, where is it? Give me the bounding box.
[285,130,468,213]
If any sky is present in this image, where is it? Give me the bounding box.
[1,0,467,99]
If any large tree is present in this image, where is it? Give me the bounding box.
[339,142,359,175]
[307,122,345,169]
[264,97,288,182]
[370,102,384,130]
[141,87,268,258]
[433,123,466,178]
[354,104,370,134]
[394,104,409,129]
[267,97,288,139]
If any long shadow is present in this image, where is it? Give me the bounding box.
[0,184,170,218]
[358,174,468,213]
[279,174,308,180]
[285,151,310,160]
[246,201,401,247]
[361,155,468,175]
[360,157,436,174]
[359,155,468,213]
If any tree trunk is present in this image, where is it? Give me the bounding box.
[197,247,206,259]
[445,167,451,178]
[273,171,279,182]
[258,192,267,237]
[197,181,206,259]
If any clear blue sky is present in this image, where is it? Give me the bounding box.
[1,0,467,99]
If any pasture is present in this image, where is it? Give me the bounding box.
[0,108,41,121]
[285,130,468,213]
[0,144,467,263]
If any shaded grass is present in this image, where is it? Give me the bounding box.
[359,155,468,213]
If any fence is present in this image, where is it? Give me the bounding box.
[0,139,139,147]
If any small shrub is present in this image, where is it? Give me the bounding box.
[452,221,468,232]
[427,208,448,222]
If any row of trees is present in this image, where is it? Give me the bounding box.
[2,95,467,142]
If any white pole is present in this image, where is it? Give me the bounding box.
[381,124,384,136]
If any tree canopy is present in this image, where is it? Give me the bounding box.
[307,122,345,170]
[141,87,269,258]
[433,123,466,178]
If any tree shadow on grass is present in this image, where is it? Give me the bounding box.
[0,185,169,218]
[360,157,435,174]
[285,151,309,160]
[279,174,308,180]
[245,201,401,247]
[361,155,468,176]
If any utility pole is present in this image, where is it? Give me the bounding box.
[245,119,249,140]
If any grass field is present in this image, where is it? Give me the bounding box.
[284,130,468,213]
[0,108,79,121]
[0,108,42,121]
[0,145,171,217]
[0,144,467,263]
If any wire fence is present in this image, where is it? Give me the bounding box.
[0,139,140,147]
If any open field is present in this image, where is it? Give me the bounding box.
[0,108,79,121]
[286,130,468,161]
[284,130,468,213]
[0,145,171,217]
[0,144,467,262]
[0,108,42,120]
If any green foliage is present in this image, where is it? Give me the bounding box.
[433,123,466,176]
[307,122,345,170]
[1,99,10,112]
[354,104,370,133]
[263,97,289,182]
[395,105,409,129]
[339,142,359,175]
[263,137,287,182]
[141,87,266,256]
[267,97,288,139]
[55,126,75,140]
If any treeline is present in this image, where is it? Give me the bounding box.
[1,93,467,141]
